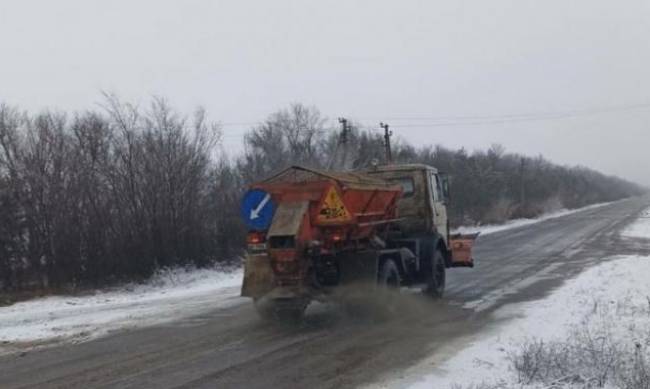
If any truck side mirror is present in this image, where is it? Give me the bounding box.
[440,173,451,204]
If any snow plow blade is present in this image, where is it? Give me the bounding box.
[449,232,479,267]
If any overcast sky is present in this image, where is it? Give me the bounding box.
[1,0,649,184]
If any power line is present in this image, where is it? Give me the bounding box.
[370,104,650,128]
[216,101,650,134]
[355,102,650,123]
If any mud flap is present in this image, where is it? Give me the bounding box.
[450,232,480,267]
[241,254,275,298]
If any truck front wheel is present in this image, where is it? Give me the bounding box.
[425,249,446,298]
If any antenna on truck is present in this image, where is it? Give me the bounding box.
[380,122,393,163]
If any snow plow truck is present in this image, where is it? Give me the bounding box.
[240,164,477,320]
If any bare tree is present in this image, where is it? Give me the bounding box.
[240,103,327,181]
[0,99,644,294]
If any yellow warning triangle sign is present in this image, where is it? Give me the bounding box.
[317,187,352,223]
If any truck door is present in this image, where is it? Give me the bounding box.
[429,172,449,245]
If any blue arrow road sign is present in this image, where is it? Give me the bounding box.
[240,189,276,230]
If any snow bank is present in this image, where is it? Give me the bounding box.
[622,206,650,239]
[0,266,243,352]
[402,254,650,388]
[454,201,612,236]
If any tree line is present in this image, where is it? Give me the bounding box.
[0,99,644,292]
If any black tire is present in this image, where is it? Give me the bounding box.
[254,298,308,323]
[425,249,446,298]
[377,258,402,315]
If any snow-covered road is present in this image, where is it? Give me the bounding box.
[622,206,650,239]
[0,197,645,389]
[453,201,613,236]
[0,201,623,356]
[375,205,650,388]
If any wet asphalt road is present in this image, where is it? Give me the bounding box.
[1,197,648,389]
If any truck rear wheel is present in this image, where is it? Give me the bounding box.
[425,249,446,298]
[376,258,402,315]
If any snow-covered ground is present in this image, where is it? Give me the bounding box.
[622,206,650,239]
[0,266,243,354]
[370,206,650,389]
[398,254,650,388]
[454,201,612,236]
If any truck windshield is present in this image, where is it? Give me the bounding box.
[431,173,444,202]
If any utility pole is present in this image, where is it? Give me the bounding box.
[338,117,350,169]
[338,117,349,144]
[380,122,392,163]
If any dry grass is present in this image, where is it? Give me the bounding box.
[454,294,650,389]
[509,311,650,389]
